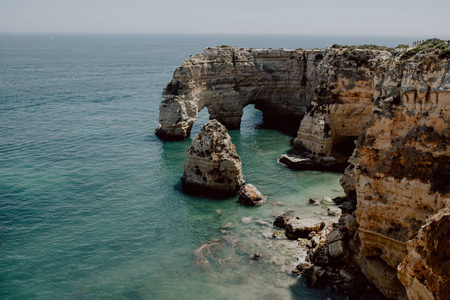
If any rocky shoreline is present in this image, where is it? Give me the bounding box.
[157,39,449,299]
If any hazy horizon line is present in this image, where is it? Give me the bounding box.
[1,32,449,39]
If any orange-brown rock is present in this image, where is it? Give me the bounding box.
[346,52,450,298]
[398,207,450,300]
[238,184,266,206]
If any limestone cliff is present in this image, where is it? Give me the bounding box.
[155,47,388,141]
[181,120,244,197]
[158,42,450,299]
[343,52,450,299]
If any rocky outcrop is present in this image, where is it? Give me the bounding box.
[155,46,389,141]
[238,184,266,206]
[285,218,325,240]
[343,52,450,298]
[273,212,292,229]
[398,207,450,300]
[160,43,449,298]
[181,120,244,197]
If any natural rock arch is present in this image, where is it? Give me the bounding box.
[154,46,384,163]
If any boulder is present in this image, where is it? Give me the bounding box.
[339,201,356,213]
[328,240,347,258]
[181,120,244,197]
[296,262,313,273]
[308,197,319,205]
[332,196,346,205]
[238,184,266,206]
[328,206,342,216]
[326,230,344,244]
[273,212,291,229]
[285,219,325,240]
[279,154,314,169]
[272,230,286,239]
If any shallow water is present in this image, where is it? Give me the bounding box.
[0,34,411,299]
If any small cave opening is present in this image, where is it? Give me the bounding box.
[251,104,302,136]
[331,136,358,163]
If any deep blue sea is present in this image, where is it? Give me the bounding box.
[0,34,415,299]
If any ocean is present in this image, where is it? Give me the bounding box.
[0,34,412,299]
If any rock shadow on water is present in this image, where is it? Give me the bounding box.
[289,277,347,300]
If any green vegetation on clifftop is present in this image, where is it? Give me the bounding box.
[401,39,450,59]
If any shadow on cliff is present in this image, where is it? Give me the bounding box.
[288,278,347,300]
[288,277,388,300]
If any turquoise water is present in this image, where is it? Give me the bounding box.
[0,34,410,299]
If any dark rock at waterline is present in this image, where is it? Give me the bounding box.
[272,230,286,239]
[273,212,292,229]
[308,197,319,205]
[339,201,356,214]
[332,196,346,205]
[305,266,328,287]
[252,253,262,260]
[297,262,313,272]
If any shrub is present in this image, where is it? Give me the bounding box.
[343,49,372,66]
[331,44,395,53]
[401,38,449,59]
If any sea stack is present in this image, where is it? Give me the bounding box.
[181,120,244,197]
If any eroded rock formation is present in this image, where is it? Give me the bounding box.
[238,184,266,206]
[181,120,244,197]
[160,44,450,299]
[341,52,450,299]
[155,47,388,142]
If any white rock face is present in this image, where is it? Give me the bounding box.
[181,120,244,197]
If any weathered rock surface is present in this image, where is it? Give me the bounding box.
[238,184,266,206]
[162,44,450,298]
[327,206,342,216]
[285,219,325,240]
[181,120,244,196]
[156,47,389,141]
[273,212,292,229]
[342,52,450,298]
[397,207,450,300]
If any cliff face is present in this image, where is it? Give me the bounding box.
[345,53,450,299]
[181,120,244,197]
[155,47,388,142]
[157,45,450,299]
[156,47,310,140]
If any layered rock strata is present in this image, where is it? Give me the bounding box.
[156,46,389,142]
[181,120,244,197]
[341,53,450,299]
[161,44,449,298]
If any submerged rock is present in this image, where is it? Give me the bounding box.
[238,184,266,206]
[272,230,286,239]
[181,120,244,197]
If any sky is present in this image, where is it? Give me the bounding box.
[0,0,449,37]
